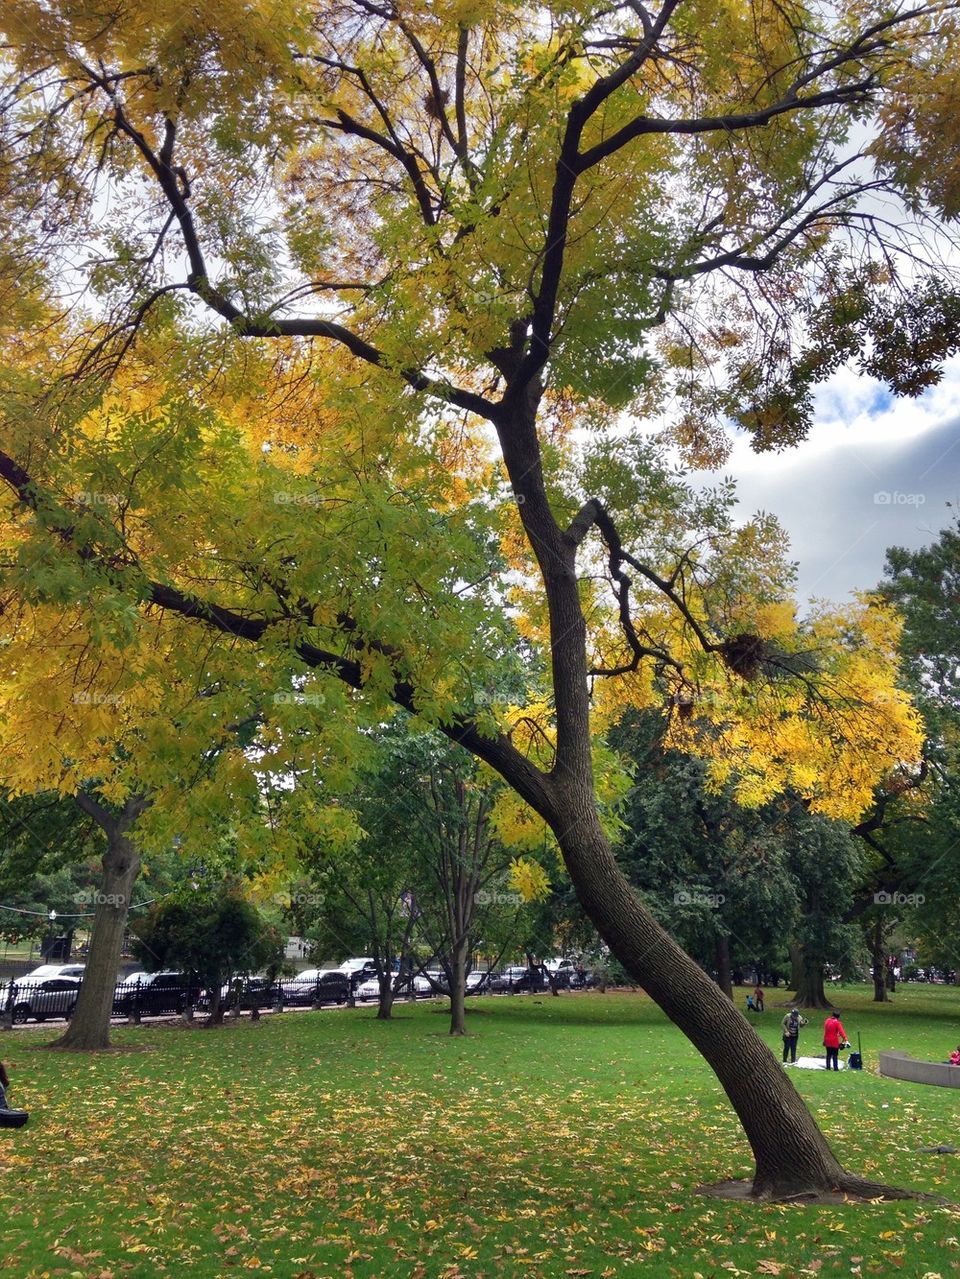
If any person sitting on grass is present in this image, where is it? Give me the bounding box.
[947,1047,960,1066]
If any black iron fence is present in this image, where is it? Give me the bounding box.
[0,971,354,1025]
[0,967,580,1026]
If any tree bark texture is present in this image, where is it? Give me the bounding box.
[552,810,906,1199]
[448,935,468,1036]
[51,795,145,1051]
[715,934,733,999]
[871,917,890,1003]
[793,955,830,1010]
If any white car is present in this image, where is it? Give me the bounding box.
[355,977,383,1000]
[23,963,86,982]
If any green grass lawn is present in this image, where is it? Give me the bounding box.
[1,985,959,1278]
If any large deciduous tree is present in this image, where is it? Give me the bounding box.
[2,1,957,1197]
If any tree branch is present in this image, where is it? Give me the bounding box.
[98,87,498,422]
[0,452,552,817]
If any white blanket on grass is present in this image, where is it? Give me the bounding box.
[785,1056,847,1070]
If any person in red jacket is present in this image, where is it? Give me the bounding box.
[823,1010,848,1071]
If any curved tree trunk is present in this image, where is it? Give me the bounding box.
[51,794,146,1051]
[553,810,904,1200]
[480,413,909,1198]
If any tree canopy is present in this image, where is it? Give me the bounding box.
[1,0,957,1200]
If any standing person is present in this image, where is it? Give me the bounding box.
[823,1010,848,1071]
[745,992,756,1012]
[0,1060,9,1110]
[781,1007,807,1063]
[753,985,764,1012]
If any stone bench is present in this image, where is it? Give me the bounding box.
[879,1050,960,1088]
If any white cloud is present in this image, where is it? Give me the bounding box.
[703,356,960,604]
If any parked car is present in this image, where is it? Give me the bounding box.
[492,964,548,992]
[568,967,597,989]
[514,966,549,992]
[22,963,86,982]
[338,958,383,991]
[486,970,513,993]
[8,976,81,1023]
[113,971,197,1017]
[280,969,350,1005]
[465,970,494,994]
[210,976,278,1012]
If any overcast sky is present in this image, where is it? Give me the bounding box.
[699,356,960,606]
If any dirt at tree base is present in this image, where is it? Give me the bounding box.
[697,1178,936,1205]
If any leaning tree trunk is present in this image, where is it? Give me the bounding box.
[553,810,909,1200]
[477,397,913,1200]
[51,794,145,1051]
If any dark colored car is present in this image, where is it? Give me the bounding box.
[280,969,350,1006]
[228,976,277,1010]
[347,962,382,993]
[512,966,549,993]
[487,966,547,993]
[205,976,279,1013]
[8,976,81,1023]
[567,968,593,989]
[113,971,198,1017]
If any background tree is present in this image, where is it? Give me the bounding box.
[287,726,541,1031]
[1,0,956,1199]
[132,880,283,1026]
[783,814,864,1009]
[614,710,795,999]
[875,518,960,972]
[0,793,101,947]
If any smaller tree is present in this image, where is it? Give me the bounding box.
[132,882,283,1025]
[784,816,864,1009]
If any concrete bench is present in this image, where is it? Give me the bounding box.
[879,1050,960,1088]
